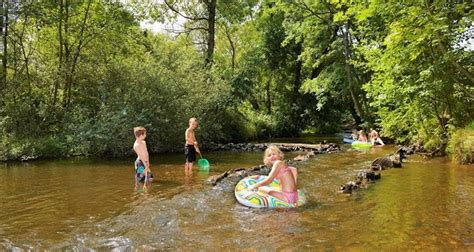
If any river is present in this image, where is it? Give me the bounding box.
[0,143,473,250]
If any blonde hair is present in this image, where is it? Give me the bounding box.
[133,126,147,138]
[263,145,284,167]
[189,117,198,125]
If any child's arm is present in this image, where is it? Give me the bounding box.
[195,143,201,154]
[143,144,150,171]
[249,161,284,190]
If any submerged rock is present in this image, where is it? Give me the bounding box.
[208,165,271,188]
[207,143,340,190]
[339,148,406,194]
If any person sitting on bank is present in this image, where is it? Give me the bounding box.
[351,129,358,141]
[369,128,385,146]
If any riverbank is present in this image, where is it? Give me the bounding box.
[0,140,341,162]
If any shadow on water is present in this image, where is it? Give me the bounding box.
[1,144,474,250]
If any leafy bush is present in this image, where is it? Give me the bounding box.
[447,122,474,165]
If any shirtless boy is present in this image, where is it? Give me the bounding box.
[185,118,201,174]
[133,126,153,183]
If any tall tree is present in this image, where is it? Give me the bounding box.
[0,0,8,88]
[162,0,216,66]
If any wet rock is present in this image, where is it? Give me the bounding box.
[339,181,360,194]
[207,165,272,192]
[397,144,425,155]
[207,165,270,187]
[339,169,382,194]
[371,157,400,170]
[205,142,340,153]
[371,148,406,170]
[19,155,39,161]
[356,170,381,182]
[293,154,308,162]
[339,149,407,194]
[207,143,340,191]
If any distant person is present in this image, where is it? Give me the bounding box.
[185,118,201,174]
[133,126,153,184]
[358,130,368,142]
[370,128,385,146]
[248,145,298,204]
[351,129,358,140]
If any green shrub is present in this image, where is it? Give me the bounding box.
[447,122,474,165]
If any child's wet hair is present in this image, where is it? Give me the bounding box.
[263,145,284,166]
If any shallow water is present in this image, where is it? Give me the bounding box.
[0,145,473,250]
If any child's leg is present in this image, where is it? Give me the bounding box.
[257,186,272,194]
[147,172,154,182]
[267,190,288,202]
[259,187,286,201]
[134,174,138,189]
[269,190,299,203]
[185,161,193,173]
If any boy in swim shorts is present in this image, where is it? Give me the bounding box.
[133,126,153,183]
[184,118,201,174]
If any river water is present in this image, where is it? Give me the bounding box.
[0,144,473,250]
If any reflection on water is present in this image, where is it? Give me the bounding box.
[0,147,473,250]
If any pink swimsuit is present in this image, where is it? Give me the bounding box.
[275,166,298,203]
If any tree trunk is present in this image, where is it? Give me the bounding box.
[224,25,235,70]
[342,24,364,122]
[293,45,302,95]
[291,44,303,129]
[205,0,216,66]
[19,16,31,88]
[266,80,272,114]
[1,0,7,88]
[64,0,92,110]
[53,0,64,107]
[62,0,71,109]
[347,101,363,125]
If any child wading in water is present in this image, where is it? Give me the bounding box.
[249,145,298,204]
[185,118,201,174]
[133,127,153,185]
[358,129,368,142]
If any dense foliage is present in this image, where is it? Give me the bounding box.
[447,122,474,165]
[0,1,472,161]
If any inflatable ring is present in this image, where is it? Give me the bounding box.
[351,141,372,148]
[234,175,307,208]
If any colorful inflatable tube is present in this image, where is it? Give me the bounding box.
[234,175,307,208]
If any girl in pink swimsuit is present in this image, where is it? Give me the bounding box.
[248,145,298,204]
